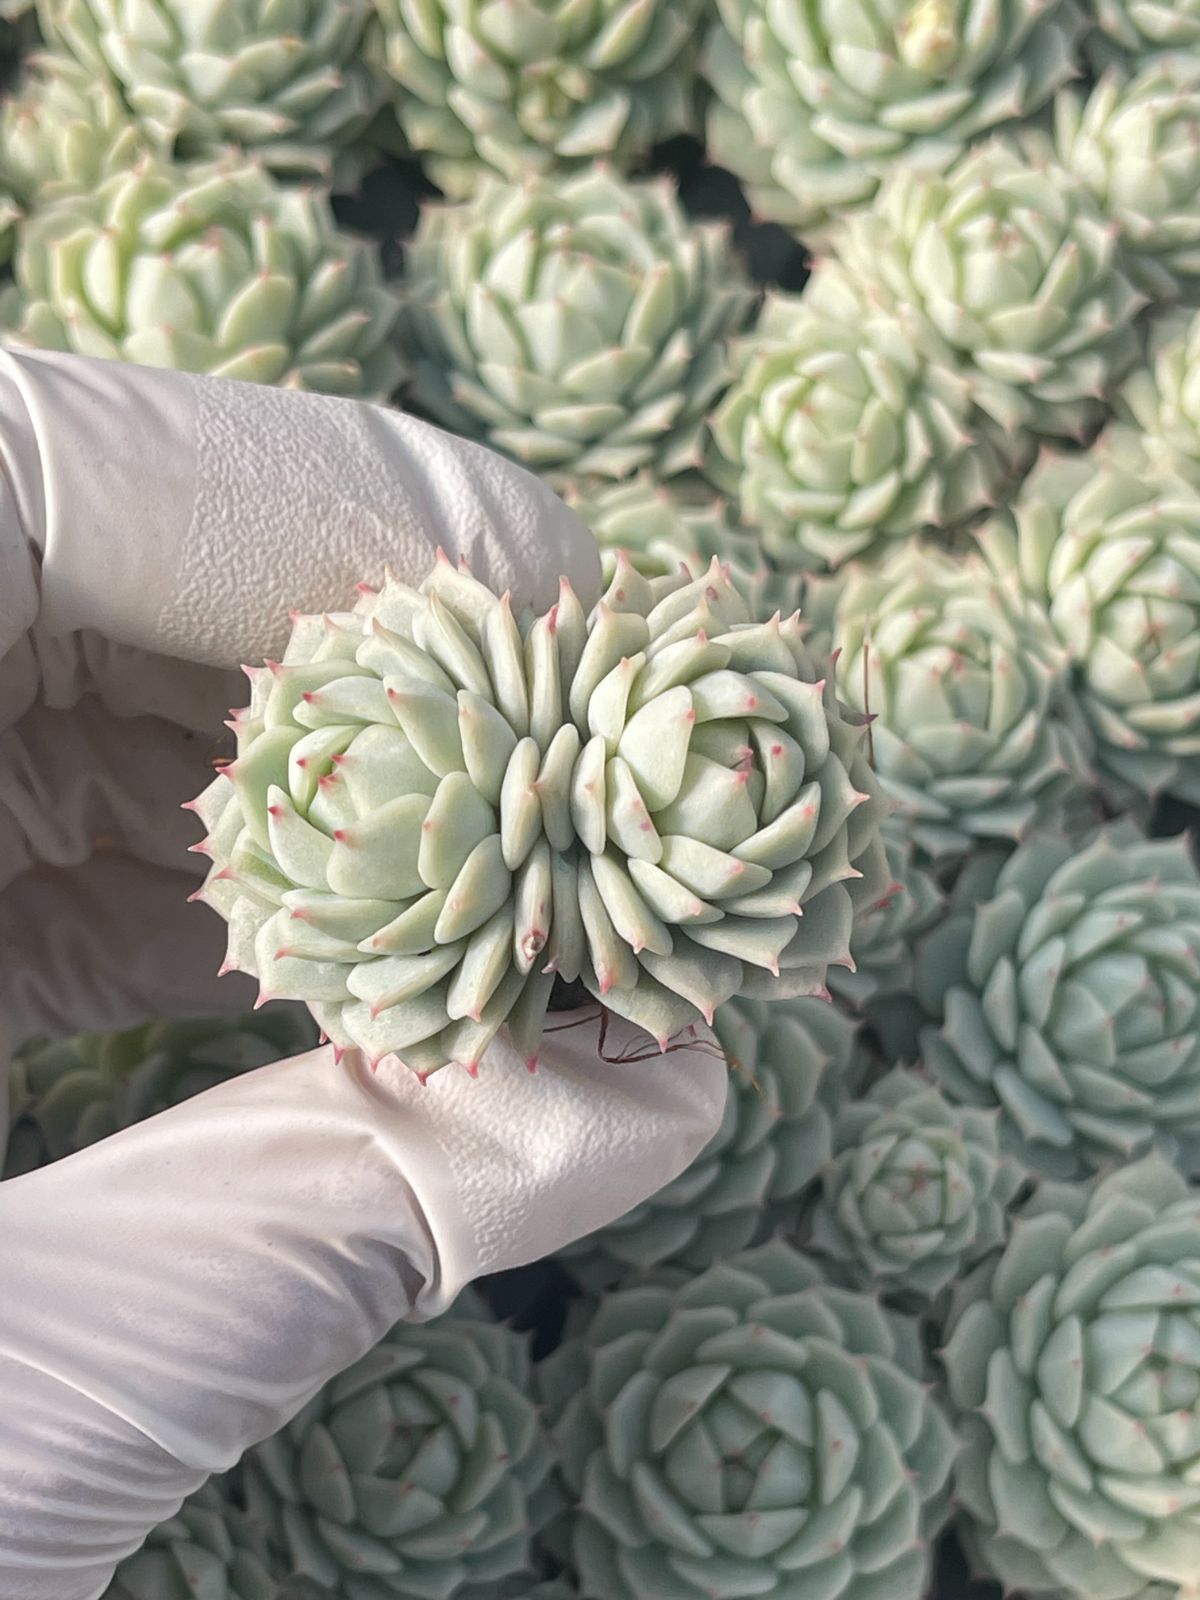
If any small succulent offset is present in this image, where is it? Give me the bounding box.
[980,448,1200,806]
[239,1290,554,1600]
[557,994,857,1288]
[371,0,704,199]
[10,153,400,397]
[0,51,148,209]
[920,821,1200,1180]
[807,542,1089,858]
[36,0,381,175]
[830,136,1146,441]
[103,1482,286,1600]
[709,271,1024,572]
[702,0,1084,236]
[809,1067,1022,1307]
[942,1154,1200,1600]
[188,554,887,1076]
[3,1009,317,1178]
[540,1238,957,1600]
[1119,306,1200,486]
[1054,60,1200,302]
[397,171,756,488]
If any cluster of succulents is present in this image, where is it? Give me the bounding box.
[8,3,1200,1599]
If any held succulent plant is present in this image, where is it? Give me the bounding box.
[540,1238,957,1600]
[397,171,756,488]
[556,994,858,1289]
[708,272,1024,572]
[239,1290,554,1600]
[371,0,704,199]
[103,1482,288,1600]
[1119,306,1200,486]
[919,821,1200,1180]
[942,1154,1200,1599]
[830,136,1147,441]
[3,1008,317,1178]
[979,448,1200,805]
[10,153,400,396]
[807,542,1089,858]
[702,0,1084,236]
[1054,60,1200,302]
[808,1067,1021,1306]
[37,0,381,175]
[187,553,887,1076]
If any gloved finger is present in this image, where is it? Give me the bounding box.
[0,347,600,727]
[0,1020,727,1600]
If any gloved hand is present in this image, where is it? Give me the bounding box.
[0,349,727,1600]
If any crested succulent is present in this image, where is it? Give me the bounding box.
[557,994,858,1288]
[942,1153,1200,1599]
[103,1481,287,1600]
[10,153,400,396]
[540,1238,957,1600]
[829,815,945,1010]
[188,550,887,1076]
[371,0,704,199]
[979,447,1200,805]
[807,541,1089,858]
[1054,60,1200,302]
[708,271,1024,572]
[238,1289,554,1599]
[830,136,1146,441]
[396,171,756,488]
[702,0,1084,236]
[1119,306,1200,486]
[4,1008,317,1178]
[1084,0,1200,63]
[919,821,1200,1180]
[809,1066,1021,1306]
[37,0,381,175]
[0,51,149,209]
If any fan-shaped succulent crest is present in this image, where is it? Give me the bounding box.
[189,554,887,1076]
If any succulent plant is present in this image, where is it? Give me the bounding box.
[1054,60,1200,302]
[0,50,149,209]
[540,1238,957,1600]
[239,1289,554,1600]
[708,271,1026,572]
[557,994,857,1288]
[809,1066,1021,1306]
[942,1153,1200,1599]
[807,541,1089,859]
[702,0,1084,236]
[919,821,1200,1180]
[188,552,887,1076]
[371,0,703,199]
[1119,306,1200,485]
[4,1008,317,1178]
[103,1481,287,1600]
[829,815,945,1011]
[1084,0,1200,63]
[36,0,381,175]
[397,171,756,489]
[830,136,1146,441]
[979,447,1200,805]
[10,153,400,396]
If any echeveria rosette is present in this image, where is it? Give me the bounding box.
[702,0,1084,237]
[103,1481,292,1600]
[919,822,1200,1181]
[557,994,857,1289]
[372,0,703,199]
[1054,60,1200,303]
[540,1238,957,1600]
[1084,0,1200,64]
[809,1067,1021,1308]
[980,449,1200,805]
[808,542,1090,859]
[398,171,756,488]
[942,1154,1200,1600]
[709,272,1023,573]
[831,136,1147,442]
[188,555,888,1076]
[11,153,400,397]
[36,0,381,176]
[829,814,945,1011]
[1120,308,1200,487]
[239,1289,554,1600]
[4,1008,318,1179]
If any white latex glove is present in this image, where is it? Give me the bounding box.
[0,350,727,1600]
